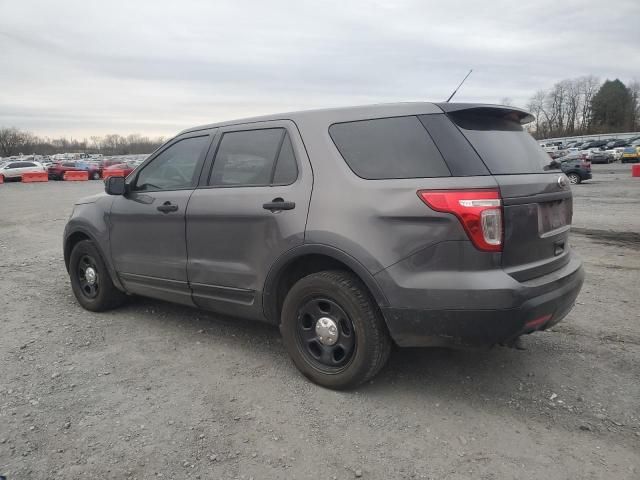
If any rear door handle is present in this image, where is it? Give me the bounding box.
[263,198,295,212]
[157,201,179,213]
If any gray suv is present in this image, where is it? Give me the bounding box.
[64,102,584,389]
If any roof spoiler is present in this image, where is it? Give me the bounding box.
[435,103,535,125]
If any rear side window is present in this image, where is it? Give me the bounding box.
[273,133,298,184]
[210,128,297,186]
[449,112,553,174]
[329,116,451,179]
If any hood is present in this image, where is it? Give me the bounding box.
[75,192,106,205]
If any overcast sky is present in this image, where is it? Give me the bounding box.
[1,0,639,138]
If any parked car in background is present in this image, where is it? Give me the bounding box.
[621,142,640,163]
[580,140,609,150]
[550,154,592,184]
[587,149,613,164]
[48,161,102,180]
[606,139,628,149]
[605,147,626,161]
[102,162,136,177]
[0,160,46,180]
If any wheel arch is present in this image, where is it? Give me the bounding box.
[64,227,125,292]
[262,244,389,324]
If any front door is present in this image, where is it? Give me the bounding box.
[109,132,213,305]
[186,122,312,320]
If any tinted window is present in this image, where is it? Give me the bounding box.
[273,133,298,184]
[210,129,284,186]
[450,112,554,174]
[329,116,451,179]
[418,114,489,176]
[134,136,208,191]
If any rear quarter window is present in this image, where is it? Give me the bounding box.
[329,116,451,180]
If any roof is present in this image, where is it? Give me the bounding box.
[180,101,534,134]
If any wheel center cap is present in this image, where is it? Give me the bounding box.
[315,317,339,346]
[85,267,97,285]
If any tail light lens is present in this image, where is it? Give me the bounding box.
[581,161,591,169]
[417,189,503,252]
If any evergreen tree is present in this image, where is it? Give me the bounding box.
[590,79,633,132]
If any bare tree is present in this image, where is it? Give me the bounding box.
[564,79,581,135]
[578,75,600,132]
[0,127,30,156]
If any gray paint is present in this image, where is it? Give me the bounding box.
[64,102,584,346]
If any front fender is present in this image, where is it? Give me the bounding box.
[63,197,123,291]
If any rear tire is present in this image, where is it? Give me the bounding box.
[280,270,392,390]
[567,173,581,185]
[69,240,126,311]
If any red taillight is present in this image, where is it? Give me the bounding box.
[524,314,552,330]
[581,161,591,169]
[417,189,503,252]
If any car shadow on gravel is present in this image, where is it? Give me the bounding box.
[117,297,543,397]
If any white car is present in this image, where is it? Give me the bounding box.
[604,147,626,161]
[0,160,46,179]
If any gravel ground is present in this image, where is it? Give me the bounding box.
[1,164,639,479]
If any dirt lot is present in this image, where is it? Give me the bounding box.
[1,164,639,479]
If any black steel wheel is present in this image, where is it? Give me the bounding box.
[77,254,100,299]
[296,297,356,371]
[69,239,126,311]
[281,270,392,390]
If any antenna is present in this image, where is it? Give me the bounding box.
[445,69,473,103]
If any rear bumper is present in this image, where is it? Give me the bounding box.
[583,171,592,180]
[378,252,585,347]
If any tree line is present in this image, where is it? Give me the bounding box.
[0,129,165,157]
[525,77,639,139]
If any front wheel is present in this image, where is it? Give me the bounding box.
[69,240,126,311]
[567,173,581,185]
[280,270,392,390]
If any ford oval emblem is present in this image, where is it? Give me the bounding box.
[558,176,568,188]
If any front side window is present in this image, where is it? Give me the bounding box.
[134,136,208,191]
[209,128,297,186]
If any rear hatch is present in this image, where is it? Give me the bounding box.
[436,104,573,282]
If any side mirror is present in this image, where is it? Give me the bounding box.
[105,176,127,195]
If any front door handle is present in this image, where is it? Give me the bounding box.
[157,201,179,213]
[263,198,295,212]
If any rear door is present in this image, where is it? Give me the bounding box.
[109,132,213,304]
[186,121,312,320]
[437,106,573,281]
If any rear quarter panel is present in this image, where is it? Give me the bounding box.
[295,109,499,274]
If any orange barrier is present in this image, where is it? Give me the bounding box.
[102,169,127,179]
[0,174,4,184]
[632,164,640,177]
[63,170,89,181]
[22,171,49,183]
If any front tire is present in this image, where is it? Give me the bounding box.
[69,240,126,311]
[567,173,581,185]
[280,270,392,390]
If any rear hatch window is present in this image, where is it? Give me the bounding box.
[447,111,553,174]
